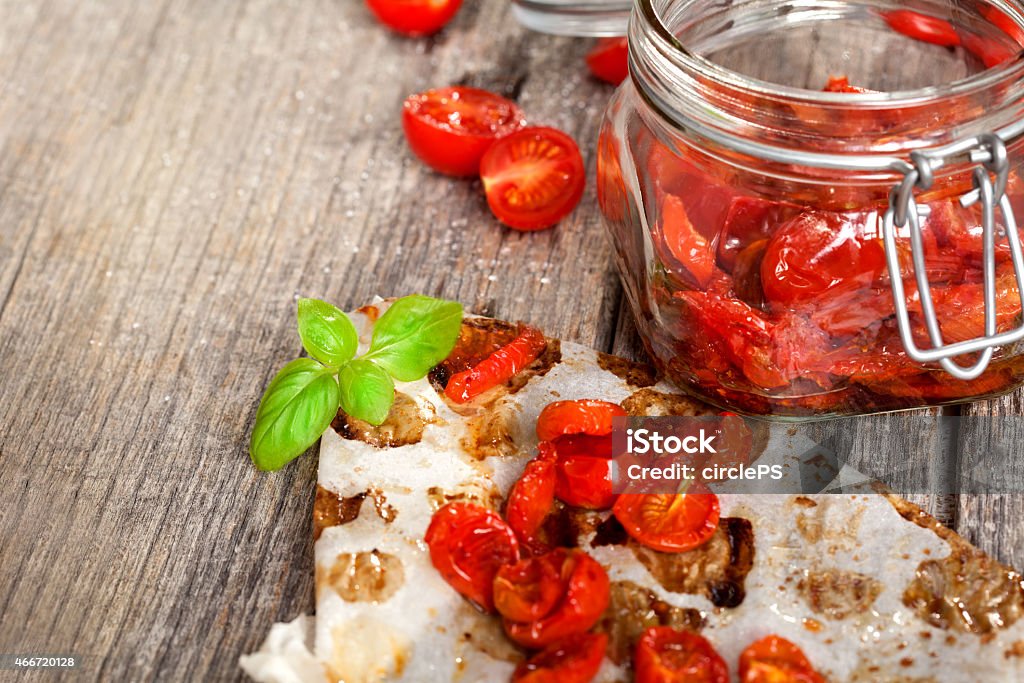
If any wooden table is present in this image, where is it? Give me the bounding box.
[1,2,1020,680]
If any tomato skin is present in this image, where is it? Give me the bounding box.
[659,194,717,288]
[366,0,462,36]
[506,454,558,552]
[512,632,608,683]
[882,10,961,47]
[739,635,824,683]
[402,87,527,177]
[613,492,720,553]
[634,627,729,683]
[554,448,615,510]
[480,127,586,231]
[424,502,520,613]
[536,399,626,442]
[445,325,547,403]
[494,550,565,623]
[586,37,629,85]
[503,549,610,648]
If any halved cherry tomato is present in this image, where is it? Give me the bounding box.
[822,76,874,93]
[445,325,547,403]
[403,87,527,177]
[586,37,629,85]
[506,452,558,552]
[634,627,728,683]
[536,399,626,442]
[425,502,520,612]
[503,549,610,648]
[659,194,717,288]
[553,437,616,510]
[494,550,565,623]
[882,9,960,47]
[512,632,608,683]
[480,127,586,231]
[613,492,719,553]
[717,196,800,272]
[738,635,824,683]
[366,0,463,36]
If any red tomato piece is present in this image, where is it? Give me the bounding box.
[506,454,558,552]
[586,37,629,85]
[882,9,961,47]
[822,76,873,93]
[634,627,728,683]
[613,492,719,553]
[659,194,717,287]
[554,443,616,510]
[424,502,520,612]
[982,5,1024,46]
[480,127,586,231]
[961,32,1018,68]
[503,549,610,648]
[366,0,463,36]
[739,635,824,683]
[512,632,608,683]
[536,399,626,442]
[917,269,1023,345]
[493,550,565,623]
[402,87,527,177]
[717,196,801,272]
[760,211,887,308]
[445,325,547,403]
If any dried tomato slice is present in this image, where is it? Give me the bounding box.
[659,194,717,288]
[506,452,558,552]
[512,632,608,683]
[882,9,960,47]
[586,37,629,85]
[536,399,626,442]
[444,325,547,403]
[424,502,520,613]
[503,549,610,648]
[634,627,728,683]
[738,635,824,683]
[613,492,719,553]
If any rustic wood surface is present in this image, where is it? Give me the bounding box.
[0,1,1020,680]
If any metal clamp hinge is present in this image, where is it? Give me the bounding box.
[883,133,1024,381]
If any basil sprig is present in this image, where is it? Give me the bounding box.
[250,295,463,471]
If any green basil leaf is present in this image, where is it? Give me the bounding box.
[250,358,341,471]
[364,295,463,382]
[339,359,395,426]
[296,298,358,367]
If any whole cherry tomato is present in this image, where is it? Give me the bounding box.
[425,502,520,612]
[613,492,719,553]
[403,87,527,177]
[882,9,960,47]
[586,37,629,85]
[512,632,608,683]
[481,127,586,231]
[738,635,824,683]
[506,452,558,552]
[445,325,547,403]
[634,627,728,683]
[502,549,610,648]
[536,399,626,442]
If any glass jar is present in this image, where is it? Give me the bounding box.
[590,0,1024,418]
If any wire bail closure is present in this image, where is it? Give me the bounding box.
[883,134,1024,380]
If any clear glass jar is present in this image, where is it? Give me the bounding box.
[594,0,1024,417]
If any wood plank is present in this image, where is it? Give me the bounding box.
[0,1,620,680]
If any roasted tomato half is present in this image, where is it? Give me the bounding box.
[613,492,720,553]
[445,324,547,403]
[366,0,463,36]
[425,502,520,612]
[501,548,611,648]
[536,399,626,442]
[506,452,558,552]
[634,626,728,683]
[403,86,527,177]
[512,632,608,683]
[739,635,825,683]
[552,435,616,510]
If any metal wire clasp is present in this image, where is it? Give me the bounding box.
[882,134,1024,380]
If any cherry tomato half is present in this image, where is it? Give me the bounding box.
[634,627,728,683]
[586,37,629,85]
[503,549,610,648]
[554,442,616,510]
[536,399,626,442]
[659,194,717,288]
[739,635,824,683]
[512,632,608,683]
[882,9,960,47]
[403,87,527,177]
[445,325,547,403]
[506,454,557,552]
[425,502,520,612]
[613,492,720,553]
[480,127,586,231]
[366,0,463,36]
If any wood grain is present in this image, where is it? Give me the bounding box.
[0,1,1021,681]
